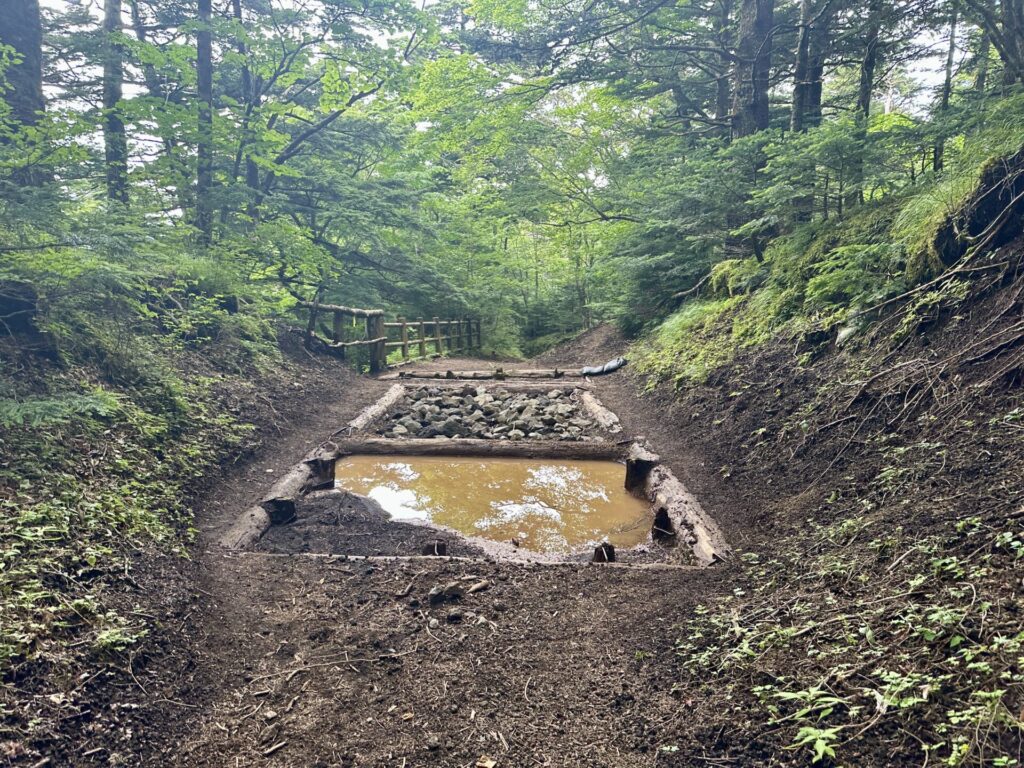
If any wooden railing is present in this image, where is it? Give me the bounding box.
[299,301,481,373]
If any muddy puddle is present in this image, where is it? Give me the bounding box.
[334,455,650,554]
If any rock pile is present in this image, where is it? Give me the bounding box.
[379,385,601,441]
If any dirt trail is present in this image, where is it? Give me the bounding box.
[168,329,739,767]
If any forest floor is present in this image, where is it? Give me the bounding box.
[63,326,739,768]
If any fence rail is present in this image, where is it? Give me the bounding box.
[299,301,481,373]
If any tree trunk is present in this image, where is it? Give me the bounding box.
[103,0,129,204]
[934,2,959,172]
[0,0,47,185]
[962,0,1024,84]
[791,0,813,132]
[731,0,775,139]
[1001,0,1024,86]
[226,0,262,222]
[792,0,833,131]
[804,5,832,128]
[196,0,214,244]
[0,0,45,128]
[975,30,990,92]
[848,0,881,207]
[714,0,734,135]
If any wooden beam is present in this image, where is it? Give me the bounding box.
[333,436,628,461]
[338,383,406,435]
[579,391,622,433]
[299,300,383,318]
[395,369,582,380]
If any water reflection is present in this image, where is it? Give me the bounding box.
[335,455,650,554]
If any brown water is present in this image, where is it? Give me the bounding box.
[334,455,651,554]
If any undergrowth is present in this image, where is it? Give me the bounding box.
[637,129,1024,766]
[0,272,280,735]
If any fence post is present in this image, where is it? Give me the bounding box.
[418,318,426,359]
[477,319,482,349]
[368,314,385,373]
[433,316,442,354]
[445,320,452,352]
[332,310,343,343]
[399,316,409,360]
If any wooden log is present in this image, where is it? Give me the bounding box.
[321,335,385,350]
[643,465,729,565]
[418,318,427,359]
[592,542,616,563]
[219,505,272,549]
[226,550,700,571]
[395,369,583,380]
[260,462,314,524]
[338,384,406,436]
[578,391,622,434]
[625,442,660,492]
[298,300,383,318]
[334,436,628,461]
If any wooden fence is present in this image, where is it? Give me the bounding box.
[299,301,481,373]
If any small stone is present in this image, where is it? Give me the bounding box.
[508,429,525,440]
[447,609,464,623]
[391,425,409,436]
[428,618,440,629]
[467,579,490,594]
[428,581,464,604]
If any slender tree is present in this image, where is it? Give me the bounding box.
[103,0,129,204]
[848,0,882,205]
[196,0,214,243]
[934,2,959,171]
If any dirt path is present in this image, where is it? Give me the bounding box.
[168,330,739,767]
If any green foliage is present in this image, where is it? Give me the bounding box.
[0,390,120,427]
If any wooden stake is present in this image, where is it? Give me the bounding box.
[399,316,409,360]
